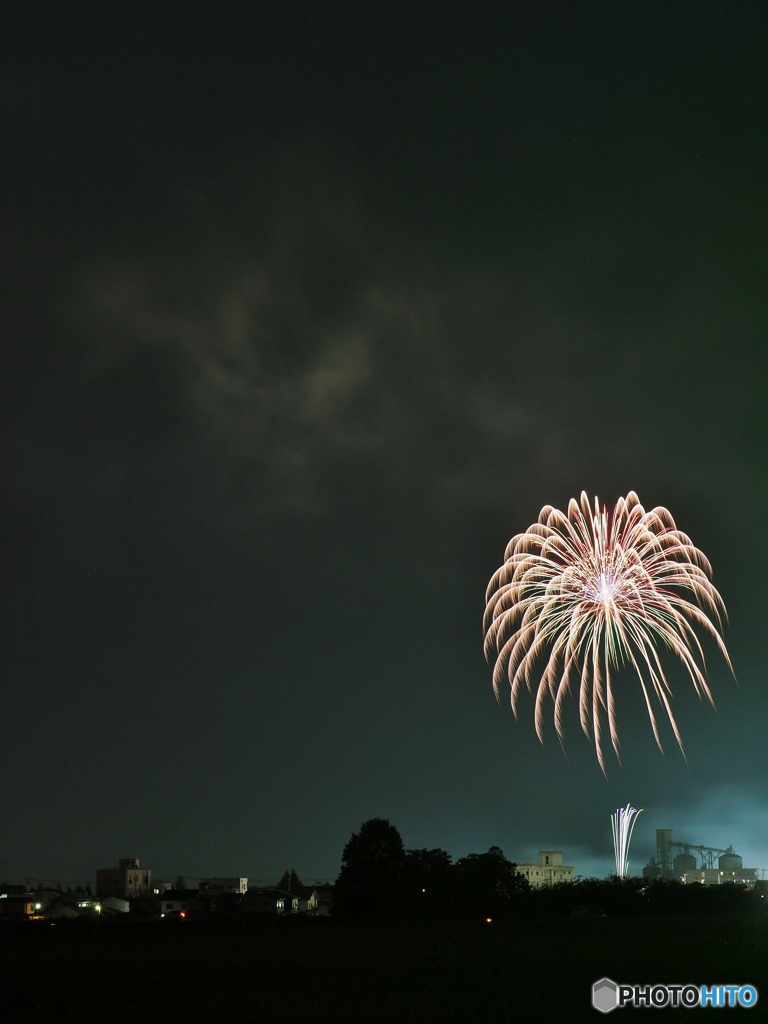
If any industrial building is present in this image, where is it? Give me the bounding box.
[642,829,758,886]
[96,858,153,899]
[198,877,248,895]
[515,850,574,888]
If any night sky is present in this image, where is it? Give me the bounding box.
[3,2,767,887]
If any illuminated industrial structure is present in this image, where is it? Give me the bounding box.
[642,829,758,885]
[516,850,574,888]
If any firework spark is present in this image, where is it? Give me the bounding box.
[483,492,733,771]
[612,804,642,878]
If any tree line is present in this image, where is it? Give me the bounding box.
[332,819,766,921]
[333,817,528,920]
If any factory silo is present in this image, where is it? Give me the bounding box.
[673,852,697,877]
[718,846,743,871]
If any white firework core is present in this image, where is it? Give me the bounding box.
[483,491,733,771]
[612,804,642,877]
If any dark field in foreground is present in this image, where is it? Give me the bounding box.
[4,912,767,1023]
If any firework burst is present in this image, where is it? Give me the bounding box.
[483,492,733,771]
[612,804,642,878]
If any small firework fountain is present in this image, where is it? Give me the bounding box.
[484,492,733,771]
[612,804,643,878]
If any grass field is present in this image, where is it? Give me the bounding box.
[3,911,767,1022]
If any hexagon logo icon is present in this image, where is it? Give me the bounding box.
[592,977,619,1013]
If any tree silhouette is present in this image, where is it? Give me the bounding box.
[401,848,452,916]
[333,818,405,918]
[451,847,529,919]
[277,868,302,892]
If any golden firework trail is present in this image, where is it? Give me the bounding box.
[483,492,733,772]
